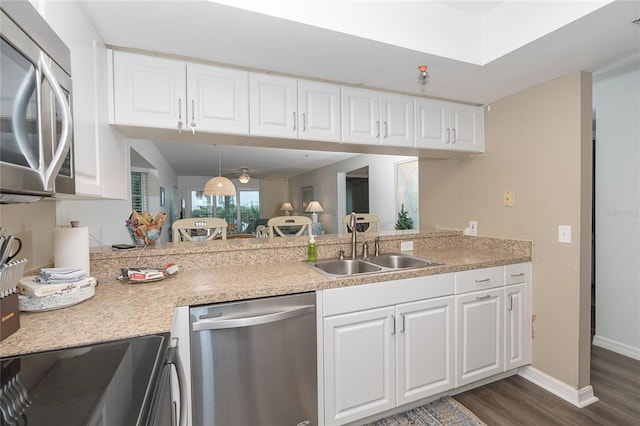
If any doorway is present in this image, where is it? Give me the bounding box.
[345,166,369,214]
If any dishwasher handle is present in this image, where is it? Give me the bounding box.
[192,304,315,331]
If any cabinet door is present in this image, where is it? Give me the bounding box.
[456,288,503,387]
[323,307,395,426]
[415,98,448,149]
[298,80,341,142]
[187,63,249,135]
[249,73,297,138]
[381,93,414,147]
[505,283,530,370]
[449,103,483,152]
[112,51,186,130]
[396,296,454,406]
[341,87,380,144]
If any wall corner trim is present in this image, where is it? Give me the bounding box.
[517,366,599,408]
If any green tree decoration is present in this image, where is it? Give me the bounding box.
[395,204,414,230]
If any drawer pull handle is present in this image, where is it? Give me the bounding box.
[510,273,525,277]
[475,295,491,300]
[391,315,396,335]
[475,278,491,283]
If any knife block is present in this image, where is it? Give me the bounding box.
[0,293,20,341]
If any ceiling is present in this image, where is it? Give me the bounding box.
[79,0,640,178]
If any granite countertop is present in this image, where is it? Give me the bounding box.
[0,242,531,358]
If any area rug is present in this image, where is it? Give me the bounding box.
[363,396,486,426]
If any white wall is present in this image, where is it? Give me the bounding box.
[56,139,178,246]
[593,60,640,360]
[289,154,415,234]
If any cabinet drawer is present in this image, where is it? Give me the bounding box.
[505,263,528,285]
[322,274,454,317]
[455,266,504,294]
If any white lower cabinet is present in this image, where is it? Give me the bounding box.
[321,274,455,426]
[323,307,396,425]
[396,297,455,405]
[455,287,504,387]
[320,263,531,426]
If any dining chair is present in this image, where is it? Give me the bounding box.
[267,216,312,237]
[342,213,380,233]
[172,218,228,241]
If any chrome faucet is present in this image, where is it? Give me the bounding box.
[374,236,381,256]
[349,212,357,259]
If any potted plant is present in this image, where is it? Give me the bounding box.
[395,204,414,230]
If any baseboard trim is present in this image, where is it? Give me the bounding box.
[517,366,599,408]
[593,335,640,361]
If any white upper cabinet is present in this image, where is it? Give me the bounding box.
[297,80,341,142]
[249,73,297,138]
[415,97,484,152]
[44,2,126,198]
[341,87,413,146]
[113,52,186,130]
[187,63,249,135]
[250,75,341,141]
[112,51,249,135]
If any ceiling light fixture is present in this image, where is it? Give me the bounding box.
[204,145,236,197]
[418,65,430,84]
[238,168,251,184]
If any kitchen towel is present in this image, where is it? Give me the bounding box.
[54,227,90,276]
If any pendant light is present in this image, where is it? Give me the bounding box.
[204,146,236,197]
[238,168,251,184]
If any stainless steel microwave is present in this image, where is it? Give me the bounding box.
[0,1,74,203]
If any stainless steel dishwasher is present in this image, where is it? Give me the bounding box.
[190,292,317,426]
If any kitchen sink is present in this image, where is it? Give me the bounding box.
[365,253,441,269]
[311,259,382,277]
[307,253,441,278]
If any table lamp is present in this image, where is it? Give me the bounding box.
[305,201,324,223]
[281,202,294,216]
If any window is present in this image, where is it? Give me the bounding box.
[190,189,260,233]
[131,171,149,213]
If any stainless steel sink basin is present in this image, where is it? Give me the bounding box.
[365,253,441,269]
[307,253,441,278]
[311,259,382,277]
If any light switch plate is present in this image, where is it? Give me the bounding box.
[558,225,572,243]
[503,191,514,207]
[400,241,414,251]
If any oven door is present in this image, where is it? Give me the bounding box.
[0,7,73,200]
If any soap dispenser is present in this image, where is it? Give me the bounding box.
[307,234,318,262]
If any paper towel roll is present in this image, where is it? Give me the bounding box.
[54,227,90,275]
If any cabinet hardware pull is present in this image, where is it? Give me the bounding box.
[451,128,456,143]
[507,294,513,311]
[400,313,405,333]
[391,315,396,335]
[510,273,525,277]
[190,100,196,134]
[446,128,450,143]
[376,121,380,138]
[475,294,491,300]
[475,278,491,283]
[293,112,297,131]
[303,113,306,131]
[177,98,183,133]
[384,121,388,138]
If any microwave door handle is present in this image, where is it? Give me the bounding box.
[12,67,39,170]
[39,52,72,191]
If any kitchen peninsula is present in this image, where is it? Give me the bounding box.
[0,231,531,358]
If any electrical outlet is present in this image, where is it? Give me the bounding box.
[503,191,514,207]
[469,221,478,236]
[400,241,414,252]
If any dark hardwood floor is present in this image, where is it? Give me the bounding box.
[453,346,640,425]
